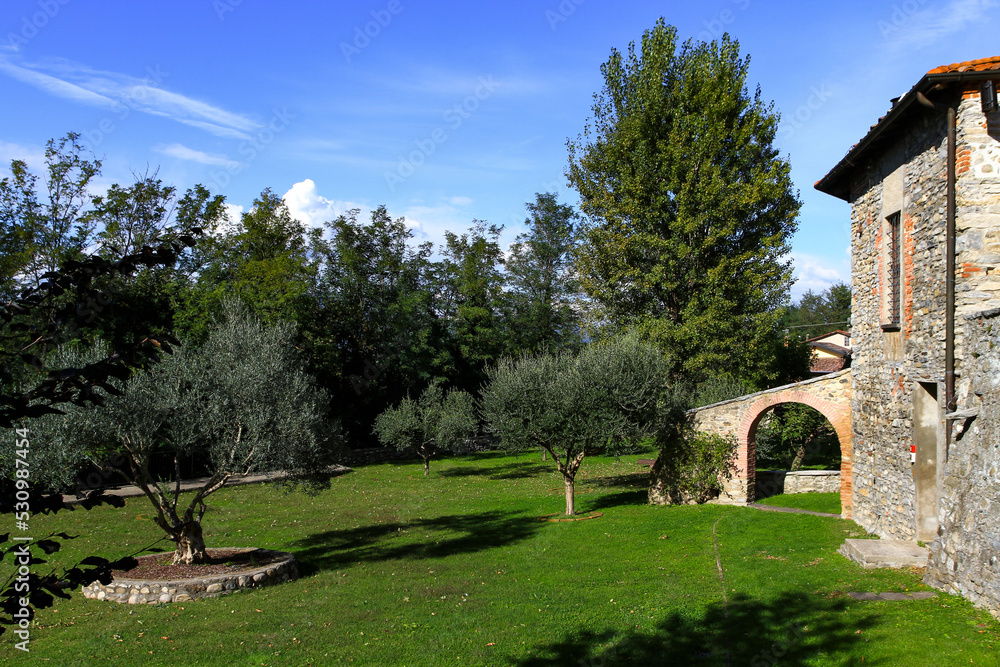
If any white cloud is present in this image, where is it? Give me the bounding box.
[790,252,849,301]
[279,179,481,246]
[281,179,365,229]
[219,203,244,234]
[155,143,237,168]
[0,54,260,139]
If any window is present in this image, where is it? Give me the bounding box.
[883,211,902,330]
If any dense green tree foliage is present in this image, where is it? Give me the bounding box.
[174,188,313,343]
[304,206,445,444]
[373,380,477,476]
[437,221,509,391]
[505,193,583,355]
[567,19,800,385]
[0,133,101,297]
[781,282,852,340]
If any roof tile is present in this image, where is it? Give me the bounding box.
[927,56,1000,75]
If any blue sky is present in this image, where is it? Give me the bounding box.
[2,0,998,300]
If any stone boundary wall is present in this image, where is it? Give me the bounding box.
[756,470,842,498]
[924,309,1000,618]
[82,549,297,604]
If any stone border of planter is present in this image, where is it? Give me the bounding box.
[82,548,297,604]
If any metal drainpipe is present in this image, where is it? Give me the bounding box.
[916,91,957,451]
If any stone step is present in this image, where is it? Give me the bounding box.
[838,538,930,569]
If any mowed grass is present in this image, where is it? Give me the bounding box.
[7,452,999,666]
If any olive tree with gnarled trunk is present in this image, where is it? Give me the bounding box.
[20,300,340,564]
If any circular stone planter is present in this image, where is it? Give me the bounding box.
[82,548,297,604]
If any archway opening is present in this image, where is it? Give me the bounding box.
[749,402,843,513]
[754,403,841,471]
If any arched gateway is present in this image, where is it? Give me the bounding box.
[678,370,853,518]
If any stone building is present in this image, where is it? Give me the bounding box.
[815,56,1000,615]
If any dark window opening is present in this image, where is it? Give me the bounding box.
[887,211,901,327]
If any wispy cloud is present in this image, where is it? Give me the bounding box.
[0,56,118,108]
[0,54,260,139]
[155,143,237,168]
[881,0,999,50]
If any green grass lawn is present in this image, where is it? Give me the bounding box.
[756,492,842,515]
[6,452,999,666]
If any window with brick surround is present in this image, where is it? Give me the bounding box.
[883,211,902,330]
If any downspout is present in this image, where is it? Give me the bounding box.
[916,91,957,451]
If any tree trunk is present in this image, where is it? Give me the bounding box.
[790,435,815,471]
[564,475,575,516]
[172,521,208,565]
[541,448,547,461]
[423,457,430,476]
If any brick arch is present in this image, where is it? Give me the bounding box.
[736,390,853,519]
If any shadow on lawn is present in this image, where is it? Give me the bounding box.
[579,472,650,511]
[513,591,881,667]
[437,460,552,481]
[293,510,540,573]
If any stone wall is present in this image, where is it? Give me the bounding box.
[756,470,841,498]
[846,90,1000,540]
[924,309,1000,618]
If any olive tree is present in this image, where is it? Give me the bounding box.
[482,336,668,515]
[373,381,477,475]
[16,300,341,564]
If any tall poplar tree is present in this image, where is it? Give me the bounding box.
[505,192,582,355]
[567,20,800,384]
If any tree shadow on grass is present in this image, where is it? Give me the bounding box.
[513,591,882,666]
[580,472,650,511]
[584,489,649,511]
[292,510,541,574]
[437,460,552,481]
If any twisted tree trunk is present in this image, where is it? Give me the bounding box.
[171,521,208,565]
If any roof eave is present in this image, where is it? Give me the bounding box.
[814,69,999,201]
